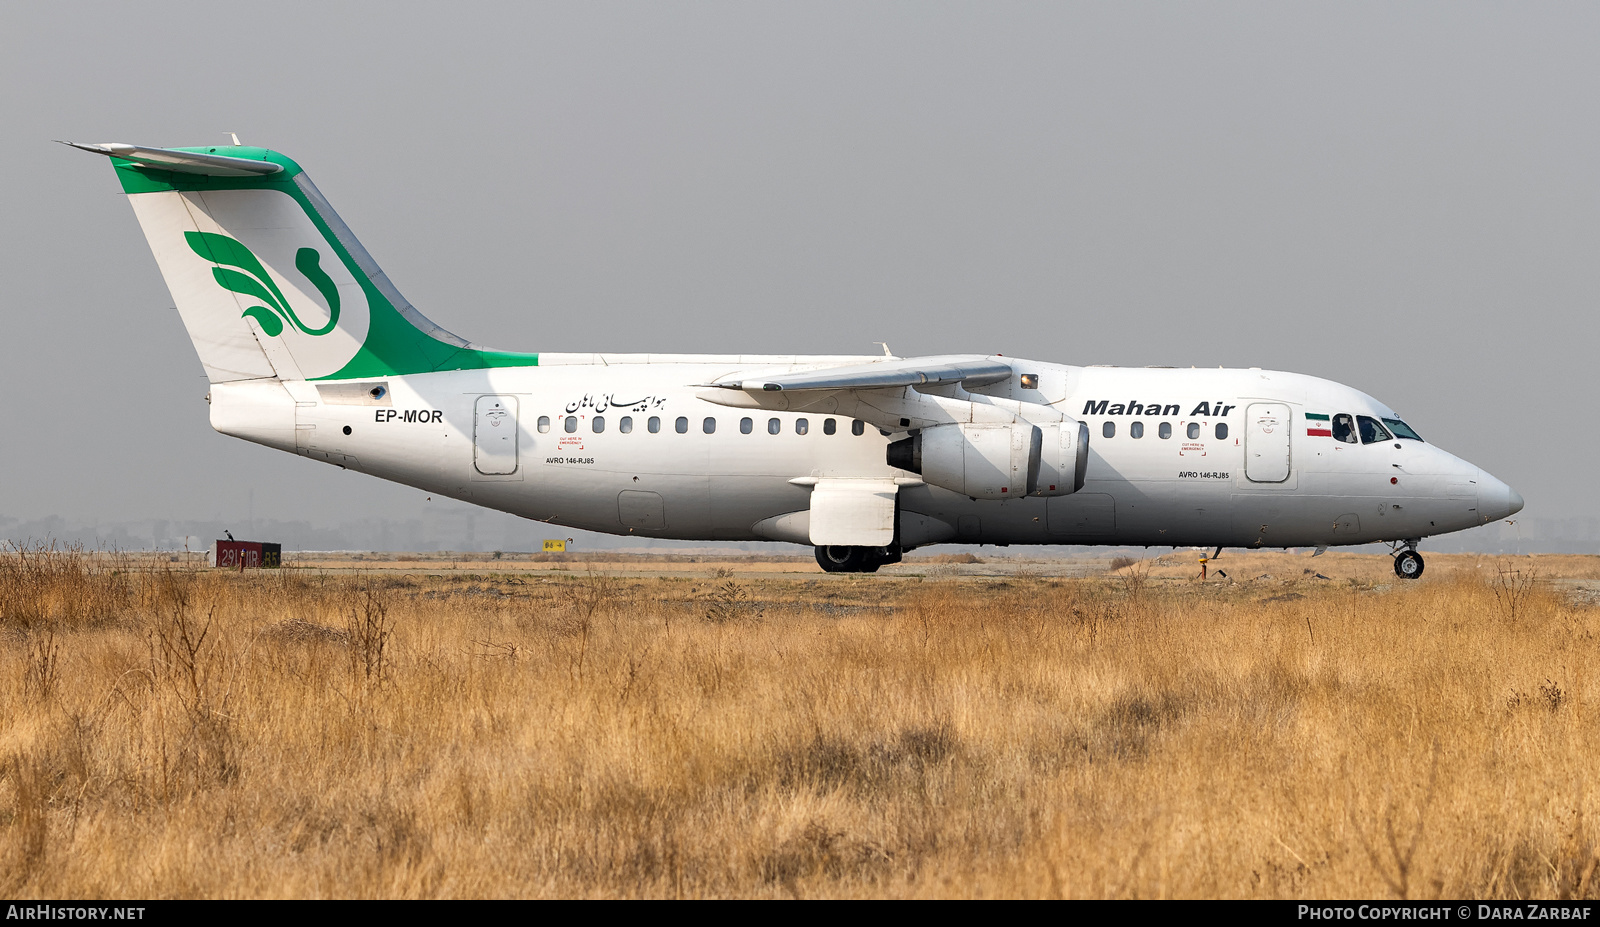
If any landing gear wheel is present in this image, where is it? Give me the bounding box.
[816,546,875,573]
[1394,550,1425,580]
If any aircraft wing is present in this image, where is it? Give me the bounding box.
[698,354,1012,393]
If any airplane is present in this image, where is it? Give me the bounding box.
[66,141,1523,578]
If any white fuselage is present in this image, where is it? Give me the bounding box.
[210,355,1517,550]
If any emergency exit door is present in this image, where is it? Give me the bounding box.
[1244,402,1291,482]
[474,396,519,475]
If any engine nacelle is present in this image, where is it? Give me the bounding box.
[887,419,1087,500]
[1033,420,1089,497]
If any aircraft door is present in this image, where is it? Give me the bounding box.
[1244,402,1291,483]
[474,395,519,475]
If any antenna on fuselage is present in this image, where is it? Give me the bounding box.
[873,342,892,357]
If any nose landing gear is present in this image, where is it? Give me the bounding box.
[1392,540,1425,580]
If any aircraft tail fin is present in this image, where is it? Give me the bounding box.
[67,141,536,382]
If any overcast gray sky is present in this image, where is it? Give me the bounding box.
[2,2,1594,547]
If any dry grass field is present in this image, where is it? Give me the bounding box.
[1,546,1598,898]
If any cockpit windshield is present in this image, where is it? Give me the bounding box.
[1356,415,1393,445]
[1383,418,1424,441]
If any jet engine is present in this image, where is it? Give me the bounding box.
[887,419,1088,499]
[1034,421,1090,496]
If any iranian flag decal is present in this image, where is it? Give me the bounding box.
[1305,412,1332,437]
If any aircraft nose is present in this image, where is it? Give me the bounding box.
[1478,470,1525,522]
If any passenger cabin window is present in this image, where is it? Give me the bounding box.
[1331,413,1357,444]
[852,420,865,436]
[740,417,753,435]
[824,418,837,435]
[796,418,809,435]
[564,416,578,433]
[619,416,633,434]
[592,415,605,433]
[703,417,717,434]
[537,416,551,434]
[1103,422,1115,439]
[1383,418,1424,441]
[1187,422,1200,439]
[648,416,661,433]
[1215,423,1228,440]
[1019,373,1039,390]
[675,416,688,434]
[768,418,781,435]
[1159,422,1172,439]
[1130,422,1144,439]
[1357,415,1392,445]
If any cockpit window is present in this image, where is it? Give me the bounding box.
[1331,413,1358,444]
[1357,415,1392,445]
[1383,418,1424,441]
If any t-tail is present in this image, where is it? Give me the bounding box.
[65,141,536,383]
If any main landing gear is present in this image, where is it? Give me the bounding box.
[1392,540,1425,580]
[815,545,903,574]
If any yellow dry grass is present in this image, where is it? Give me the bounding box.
[1,548,1597,898]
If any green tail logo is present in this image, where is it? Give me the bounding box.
[184,231,340,338]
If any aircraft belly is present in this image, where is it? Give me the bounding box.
[710,475,812,540]
[544,469,714,537]
[1044,493,1115,540]
[1109,481,1175,541]
[1172,480,1229,539]
[891,485,1052,545]
[1228,494,1326,547]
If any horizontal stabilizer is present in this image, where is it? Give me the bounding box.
[700,354,1012,393]
[59,141,283,177]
